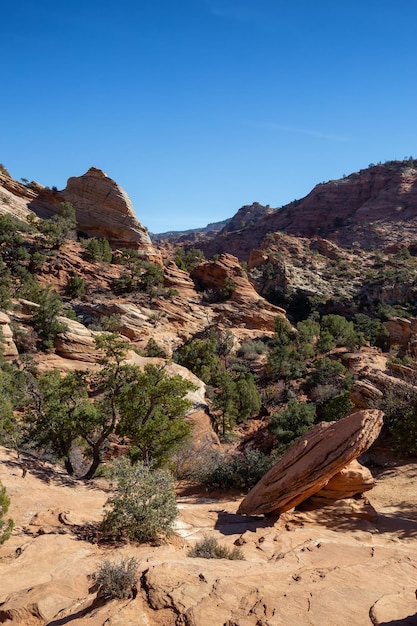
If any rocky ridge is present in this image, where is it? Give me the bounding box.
[0,167,159,261]
[200,161,417,261]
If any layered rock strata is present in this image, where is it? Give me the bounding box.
[237,409,383,516]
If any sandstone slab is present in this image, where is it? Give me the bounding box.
[237,409,383,516]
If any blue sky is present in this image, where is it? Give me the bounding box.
[2,1,416,232]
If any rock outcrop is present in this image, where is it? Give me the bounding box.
[384,316,417,356]
[0,173,36,222]
[61,167,158,258]
[0,312,18,358]
[310,459,375,501]
[2,445,417,626]
[191,253,287,331]
[237,409,383,516]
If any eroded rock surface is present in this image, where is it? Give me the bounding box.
[1,446,417,626]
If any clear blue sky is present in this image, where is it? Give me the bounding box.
[2,1,416,232]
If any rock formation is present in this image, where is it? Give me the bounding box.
[309,459,375,501]
[191,252,287,331]
[0,312,18,358]
[1,445,417,626]
[60,167,159,258]
[237,409,383,516]
[0,167,159,261]
[0,173,36,222]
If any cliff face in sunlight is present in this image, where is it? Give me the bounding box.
[0,166,159,261]
[200,161,417,260]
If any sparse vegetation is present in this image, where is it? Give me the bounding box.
[101,458,177,543]
[93,557,138,599]
[188,535,244,560]
[196,448,274,491]
[0,481,14,544]
[26,333,195,478]
[82,237,113,263]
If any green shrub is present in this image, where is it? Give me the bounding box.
[145,337,166,358]
[197,448,274,491]
[101,458,177,543]
[270,399,316,449]
[321,390,354,421]
[0,481,14,544]
[378,386,417,456]
[67,272,86,297]
[82,237,113,263]
[32,287,68,350]
[266,344,305,380]
[188,535,244,560]
[319,314,363,350]
[37,202,77,249]
[237,340,268,359]
[93,557,138,599]
[308,357,346,387]
[174,247,205,272]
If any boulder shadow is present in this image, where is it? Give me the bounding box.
[212,509,278,536]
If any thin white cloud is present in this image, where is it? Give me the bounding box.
[254,122,350,142]
[203,0,270,27]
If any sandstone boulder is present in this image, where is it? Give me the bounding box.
[53,317,99,362]
[237,409,383,516]
[384,316,417,356]
[310,459,375,501]
[0,311,18,358]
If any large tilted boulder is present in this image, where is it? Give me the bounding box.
[237,409,383,516]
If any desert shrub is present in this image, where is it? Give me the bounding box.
[319,314,363,350]
[188,535,244,560]
[174,337,222,384]
[67,272,86,297]
[273,315,294,346]
[174,247,205,272]
[197,448,274,491]
[270,399,316,449]
[0,481,14,544]
[219,277,237,300]
[145,337,167,358]
[353,313,389,349]
[308,357,347,387]
[82,237,113,263]
[234,373,262,422]
[296,318,320,344]
[93,557,138,600]
[37,202,77,249]
[377,386,417,456]
[32,287,68,350]
[237,340,268,359]
[266,344,306,380]
[101,458,177,543]
[321,390,354,421]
